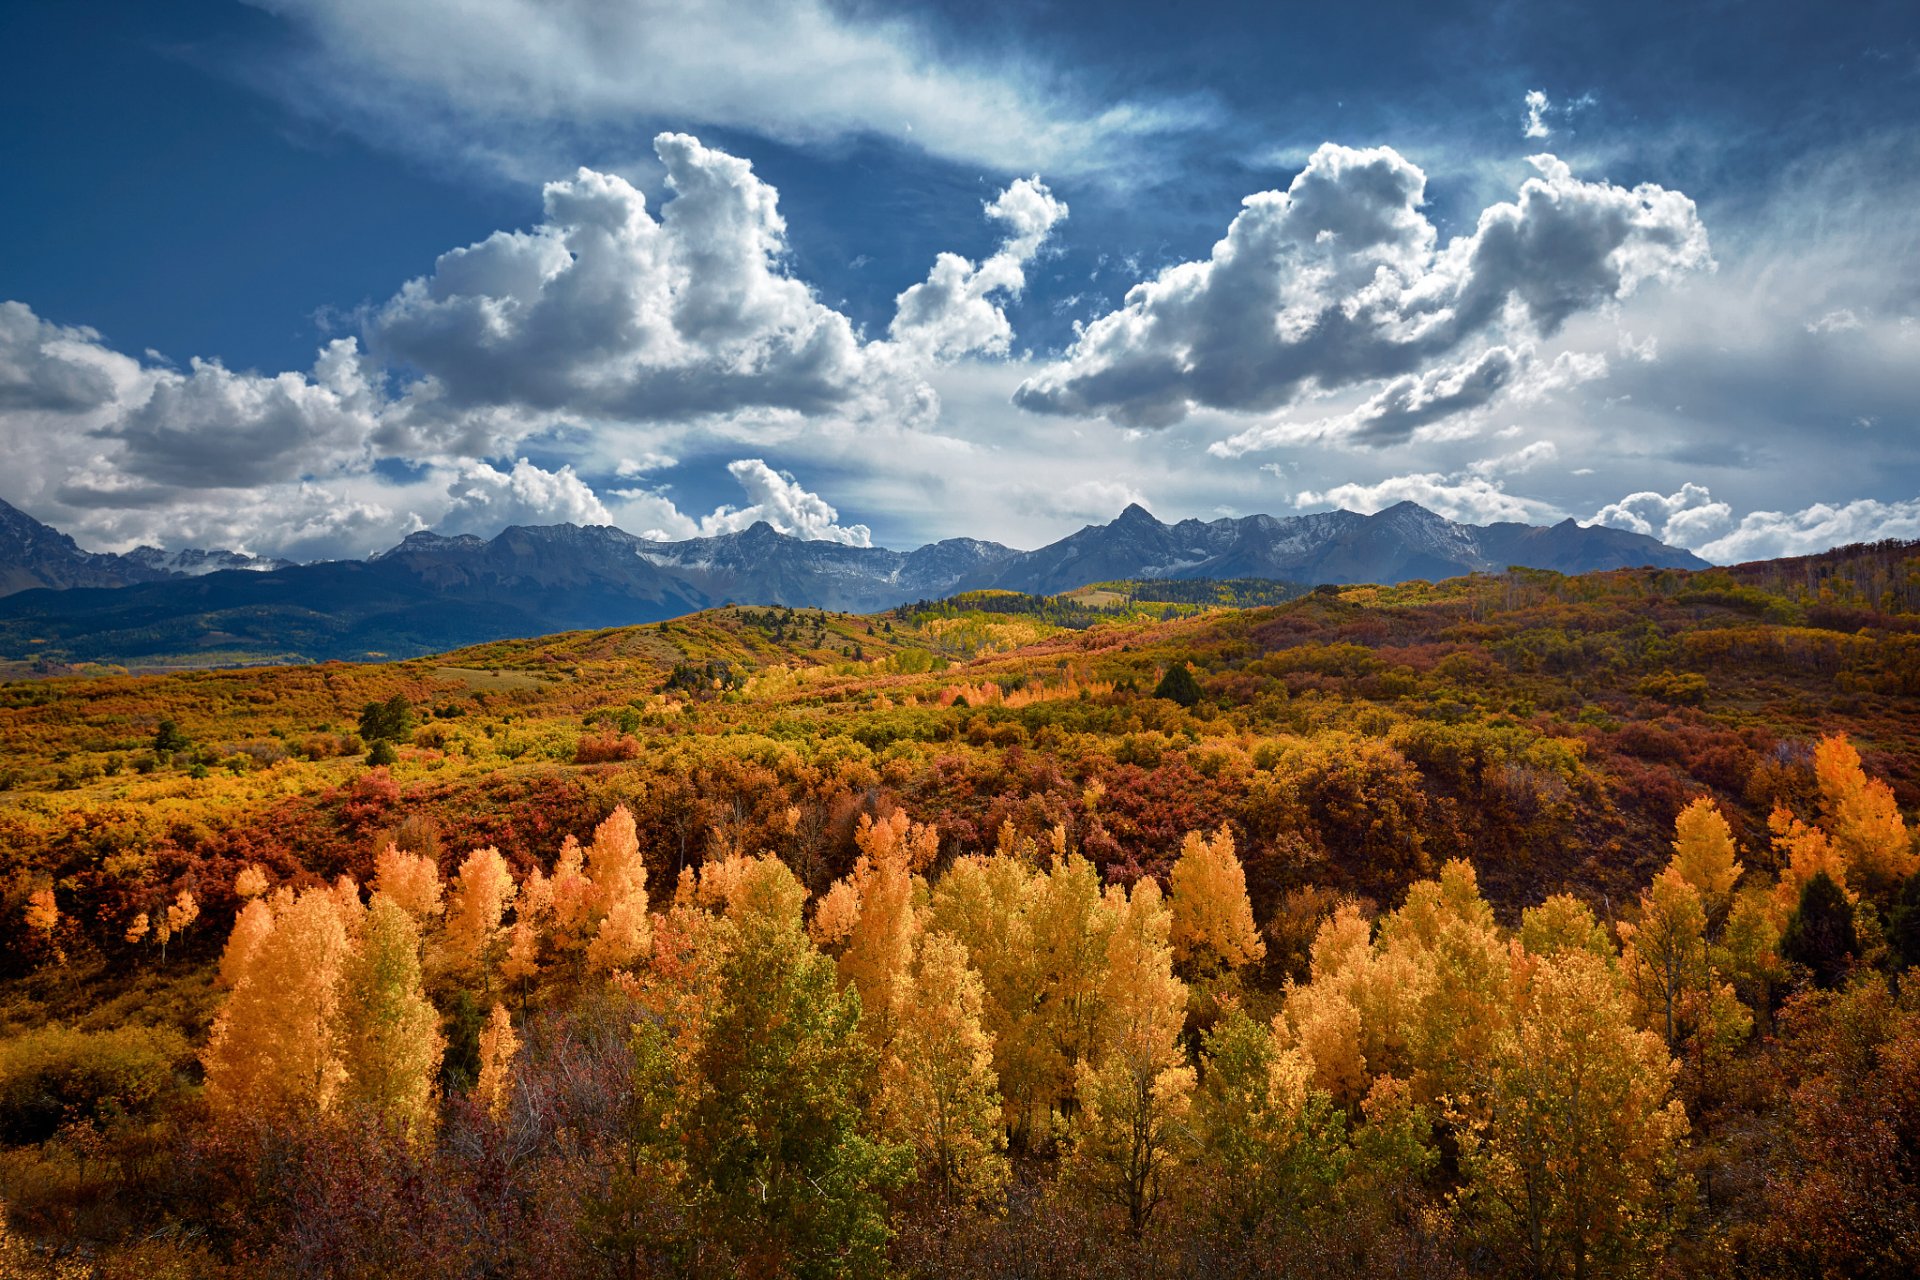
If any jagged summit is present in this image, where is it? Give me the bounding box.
[0,497,1711,663]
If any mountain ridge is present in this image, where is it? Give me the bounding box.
[0,497,1709,664]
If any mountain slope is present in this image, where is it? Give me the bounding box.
[0,501,1710,665]
[985,501,1707,592]
[0,497,286,597]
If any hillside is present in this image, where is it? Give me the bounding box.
[1,548,1916,1277]
[0,500,1708,667]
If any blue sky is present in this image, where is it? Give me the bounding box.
[2,0,1916,561]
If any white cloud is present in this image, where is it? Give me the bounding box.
[615,452,678,477]
[1211,345,1526,454]
[1523,90,1551,140]
[1469,440,1558,477]
[889,177,1068,361]
[102,340,382,488]
[615,458,872,546]
[369,136,925,430]
[1694,494,1920,563]
[0,302,131,412]
[1588,482,1733,545]
[1015,147,1710,428]
[1805,308,1864,334]
[1296,472,1557,524]
[242,0,1204,177]
[440,458,612,534]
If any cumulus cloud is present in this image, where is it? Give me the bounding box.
[1469,440,1559,477]
[101,340,382,489]
[0,302,130,412]
[1523,90,1551,139]
[369,135,926,430]
[1694,494,1920,563]
[243,0,1202,177]
[889,177,1068,361]
[440,458,612,534]
[1015,147,1709,429]
[1211,345,1525,453]
[1589,482,1733,545]
[1296,471,1557,524]
[617,458,872,545]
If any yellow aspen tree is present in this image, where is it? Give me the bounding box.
[438,847,517,988]
[24,888,62,965]
[1195,1008,1347,1231]
[1669,798,1743,921]
[587,893,653,974]
[838,816,921,1052]
[882,931,1008,1203]
[501,863,552,995]
[585,805,645,919]
[373,843,443,920]
[1768,807,1853,927]
[1617,867,1712,1052]
[1520,895,1615,962]
[926,853,1052,1145]
[234,864,269,900]
[126,912,151,944]
[162,890,198,963]
[1459,948,1690,1280]
[473,1001,520,1122]
[809,876,862,949]
[1279,901,1426,1105]
[1168,826,1265,978]
[1067,877,1194,1235]
[338,894,443,1139]
[1028,853,1114,1135]
[218,897,276,989]
[1378,861,1513,1108]
[1812,734,1919,896]
[330,875,365,932]
[203,888,352,1121]
[548,834,596,960]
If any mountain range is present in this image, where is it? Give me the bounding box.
[0,496,1707,665]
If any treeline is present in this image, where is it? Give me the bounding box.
[4,736,1919,1278]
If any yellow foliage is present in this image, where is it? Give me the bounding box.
[1168,826,1265,976]
[1670,797,1742,915]
[438,846,517,985]
[1812,734,1918,895]
[234,864,269,899]
[882,931,1008,1202]
[203,887,351,1121]
[339,894,443,1139]
[373,843,443,920]
[473,1002,520,1123]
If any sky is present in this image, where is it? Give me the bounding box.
[2,0,1917,564]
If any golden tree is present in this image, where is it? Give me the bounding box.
[373,843,443,920]
[473,1002,520,1123]
[203,888,352,1121]
[1067,878,1194,1235]
[1812,734,1918,897]
[1459,947,1689,1280]
[925,853,1052,1144]
[234,864,269,900]
[338,894,443,1139]
[881,931,1008,1202]
[1168,826,1265,978]
[1669,797,1743,921]
[437,846,517,987]
[833,813,924,1052]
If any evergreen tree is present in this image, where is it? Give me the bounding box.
[1152,661,1203,707]
[1781,871,1858,990]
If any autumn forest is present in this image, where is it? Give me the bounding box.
[2,549,1919,1280]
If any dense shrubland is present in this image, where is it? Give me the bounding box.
[0,547,1917,1277]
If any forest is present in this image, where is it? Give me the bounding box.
[0,543,1917,1279]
